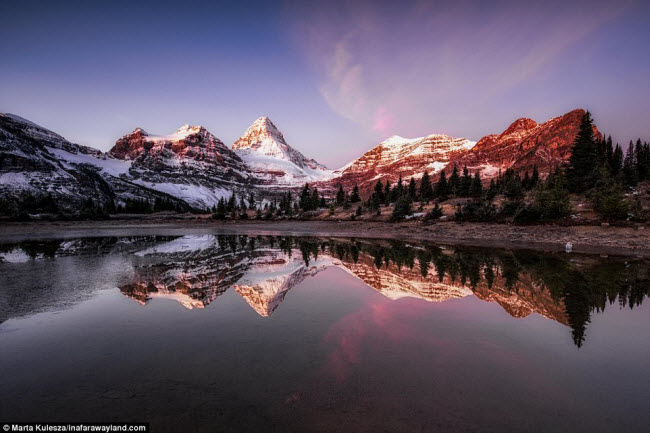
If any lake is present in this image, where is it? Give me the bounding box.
[1,234,649,432]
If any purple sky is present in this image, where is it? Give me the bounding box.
[1,0,649,168]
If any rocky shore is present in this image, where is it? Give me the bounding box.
[1,218,649,258]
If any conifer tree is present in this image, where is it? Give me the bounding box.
[390,191,412,222]
[419,171,433,203]
[336,185,345,205]
[623,143,638,186]
[635,139,649,181]
[311,187,320,210]
[605,136,614,169]
[435,170,449,201]
[350,184,361,203]
[459,166,471,197]
[213,197,226,220]
[611,144,624,176]
[383,181,391,204]
[535,168,572,220]
[449,165,460,197]
[486,178,498,200]
[469,172,483,198]
[373,180,385,204]
[567,111,599,191]
[591,166,628,221]
[299,183,312,211]
[503,171,524,199]
[227,193,236,212]
[396,175,404,197]
[408,178,417,201]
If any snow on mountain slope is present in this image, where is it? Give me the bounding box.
[319,133,475,196]
[109,124,251,208]
[0,113,120,210]
[233,117,333,186]
[0,113,194,213]
[233,251,334,316]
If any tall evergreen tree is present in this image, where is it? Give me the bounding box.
[605,135,614,170]
[566,111,599,191]
[469,172,483,198]
[299,183,312,211]
[396,175,404,197]
[390,192,412,222]
[635,139,649,181]
[336,185,345,205]
[371,180,385,208]
[435,170,449,200]
[623,142,638,186]
[350,184,361,203]
[611,144,624,176]
[591,166,628,221]
[535,168,572,220]
[311,187,320,210]
[213,197,227,220]
[227,193,236,212]
[459,166,472,197]
[408,178,417,201]
[448,165,460,196]
[419,171,433,202]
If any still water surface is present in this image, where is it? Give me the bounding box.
[1,234,649,432]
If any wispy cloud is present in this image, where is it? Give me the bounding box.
[287,0,631,140]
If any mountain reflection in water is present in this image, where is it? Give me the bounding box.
[2,234,648,348]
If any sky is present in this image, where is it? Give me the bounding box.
[1,0,649,168]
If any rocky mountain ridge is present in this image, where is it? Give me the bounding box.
[0,108,597,212]
[232,116,333,186]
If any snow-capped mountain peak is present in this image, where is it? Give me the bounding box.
[232,117,333,186]
[233,116,291,158]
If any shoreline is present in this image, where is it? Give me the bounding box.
[1,218,649,258]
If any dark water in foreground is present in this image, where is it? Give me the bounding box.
[1,234,649,433]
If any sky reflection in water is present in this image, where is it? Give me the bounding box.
[1,235,649,433]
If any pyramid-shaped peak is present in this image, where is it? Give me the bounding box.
[233,116,288,152]
[247,116,282,136]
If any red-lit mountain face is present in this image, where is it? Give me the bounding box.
[0,108,599,208]
[317,109,596,197]
[317,134,476,196]
[446,109,601,179]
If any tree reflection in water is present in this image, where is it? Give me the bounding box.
[2,234,648,347]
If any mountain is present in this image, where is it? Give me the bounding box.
[0,113,192,214]
[109,235,572,325]
[233,251,333,316]
[233,117,333,186]
[109,124,250,208]
[319,133,475,196]
[447,109,600,178]
[0,108,598,214]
